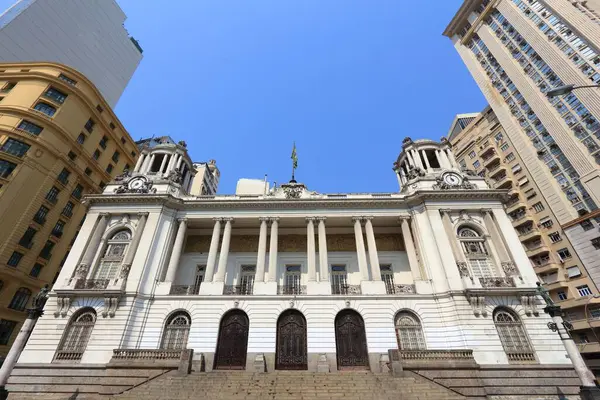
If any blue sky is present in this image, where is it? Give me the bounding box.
[2,0,487,194]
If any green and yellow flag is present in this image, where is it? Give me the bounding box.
[291,142,298,170]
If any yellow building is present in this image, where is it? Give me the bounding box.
[0,62,138,360]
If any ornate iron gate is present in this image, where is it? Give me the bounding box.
[214,310,249,370]
[276,310,307,370]
[335,309,369,369]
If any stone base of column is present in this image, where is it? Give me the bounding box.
[253,281,277,295]
[199,281,225,295]
[307,281,332,295]
[360,280,387,295]
[154,282,172,295]
[414,280,433,294]
[580,386,600,400]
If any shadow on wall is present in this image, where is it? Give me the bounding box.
[68,389,80,399]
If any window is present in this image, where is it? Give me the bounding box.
[511,164,522,174]
[457,227,492,278]
[501,143,510,152]
[495,132,504,142]
[518,177,529,187]
[0,159,17,178]
[506,153,516,162]
[592,237,600,250]
[160,311,191,350]
[567,266,582,278]
[532,202,545,213]
[124,163,130,171]
[120,137,126,144]
[57,168,70,185]
[331,265,348,294]
[33,205,49,225]
[94,230,131,280]
[283,265,302,294]
[84,167,92,176]
[578,285,593,297]
[95,105,103,113]
[0,320,17,345]
[192,265,205,293]
[30,263,43,278]
[17,120,42,136]
[18,227,36,248]
[473,160,481,169]
[239,265,255,295]
[112,151,120,163]
[581,220,594,231]
[99,136,108,149]
[493,308,535,362]
[106,164,113,174]
[77,133,85,145]
[459,159,467,169]
[395,311,426,350]
[8,288,31,311]
[548,232,562,243]
[469,150,476,159]
[45,186,60,203]
[381,264,395,294]
[62,201,74,217]
[1,138,30,158]
[67,151,77,161]
[558,248,572,261]
[590,308,600,320]
[539,218,553,229]
[43,87,67,104]
[110,122,116,130]
[92,150,100,160]
[7,251,23,267]
[52,220,65,237]
[34,102,56,117]
[55,308,96,361]
[99,181,106,189]
[1,82,16,93]
[39,240,55,260]
[71,184,83,200]
[84,119,95,133]
[557,291,568,301]
[58,74,77,85]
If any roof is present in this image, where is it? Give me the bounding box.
[447,112,481,141]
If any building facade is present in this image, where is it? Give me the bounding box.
[0,62,138,360]
[5,137,582,398]
[0,0,143,107]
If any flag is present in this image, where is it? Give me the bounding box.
[291,142,298,169]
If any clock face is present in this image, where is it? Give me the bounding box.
[128,176,146,190]
[443,173,462,186]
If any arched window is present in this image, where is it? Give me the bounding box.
[8,287,32,311]
[55,308,96,361]
[94,229,131,280]
[493,308,535,362]
[395,311,426,350]
[457,226,493,278]
[160,311,191,350]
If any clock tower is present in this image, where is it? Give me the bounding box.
[393,137,488,194]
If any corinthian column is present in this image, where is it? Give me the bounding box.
[353,217,369,280]
[267,218,279,282]
[399,216,421,280]
[317,217,329,282]
[256,217,269,282]
[482,209,517,277]
[306,218,317,282]
[75,213,109,278]
[165,218,187,282]
[204,218,222,283]
[364,217,381,281]
[439,210,468,279]
[214,218,233,282]
[119,213,148,279]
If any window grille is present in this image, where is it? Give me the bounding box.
[55,309,96,361]
[94,230,131,280]
[239,265,255,295]
[493,308,535,362]
[381,265,395,294]
[160,311,190,350]
[331,265,348,295]
[457,227,493,277]
[193,265,205,293]
[284,265,301,294]
[395,311,426,350]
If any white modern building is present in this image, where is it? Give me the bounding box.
[0,0,143,107]
[5,137,585,398]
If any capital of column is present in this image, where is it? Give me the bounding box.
[216,217,234,223]
[315,216,327,221]
[352,216,365,222]
[177,217,188,223]
[398,215,411,222]
[269,217,280,222]
[480,208,493,215]
[439,209,453,215]
[259,217,271,222]
[305,217,317,222]
[363,216,374,221]
[99,213,110,218]
[137,212,149,217]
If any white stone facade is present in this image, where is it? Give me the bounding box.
[17,138,571,372]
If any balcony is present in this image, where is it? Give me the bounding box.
[506,200,526,214]
[489,165,507,178]
[480,141,494,155]
[483,152,500,167]
[511,214,534,227]
[578,342,600,354]
[50,230,63,238]
[277,285,307,295]
[544,280,569,291]
[61,209,73,218]
[525,242,550,257]
[493,174,513,189]
[169,285,199,295]
[519,228,542,242]
[18,240,34,249]
[223,284,253,295]
[331,284,361,295]
[532,262,560,275]
[32,215,46,225]
[74,279,110,290]
[384,284,416,294]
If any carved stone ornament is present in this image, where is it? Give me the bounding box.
[468,294,487,317]
[114,169,131,182]
[167,168,183,184]
[282,182,305,199]
[74,264,89,279]
[405,166,426,180]
[102,296,120,318]
[501,261,519,277]
[402,137,413,146]
[289,300,295,308]
[345,300,351,308]
[119,264,132,279]
[114,176,157,194]
[233,300,240,308]
[479,277,515,288]
[432,175,476,190]
[457,261,472,279]
[520,295,539,317]
[54,296,71,318]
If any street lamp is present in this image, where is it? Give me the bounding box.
[546,84,600,97]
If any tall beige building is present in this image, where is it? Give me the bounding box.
[445,0,600,372]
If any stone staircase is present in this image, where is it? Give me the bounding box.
[111,371,466,400]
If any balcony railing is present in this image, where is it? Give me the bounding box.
[399,349,474,361]
[33,215,46,225]
[479,277,515,288]
[169,285,199,295]
[331,284,361,295]
[18,240,34,249]
[223,284,253,295]
[506,352,536,362]
[277,285,307,295]
[112,348,184,361]
[74,279,110,290]
[385,284,416,295]
[54,350,83,361]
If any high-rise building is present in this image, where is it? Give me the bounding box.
[445,0,600,368]
[448,106,600,373]
[0,62,139,361]
[0,0,143,107]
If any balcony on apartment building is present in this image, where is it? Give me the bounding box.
[531,254,560,275]
[517,222,542,243]
[524,239,550,257]
[509,207,533,225]
[492,172,513,189]
[482,150,500,168]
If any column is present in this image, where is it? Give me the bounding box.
[214,218,233,282]
[399,216,421,280]
[77,213,109,274]
[353,217,369,280]
[411,149,424,169]
[164,218,187,282]
[176,155,184,170]
[141,153,152,172]
[145,154,156,173]
[439,210,468,279]
[159,154,168,174]
[446,149,458,169]
[317,218,329,282]
[364,217,381,281]
[267,218,279,282]
[439,150,452,169]
[204,218,222,283]
[421,150,432,172]
[256,218,269,282]
[119,212,148,279]
[482,209,516,277]
[0,315,37,388]
[134,153,145,172]
[307,218,317,282]
[166,153,177,173]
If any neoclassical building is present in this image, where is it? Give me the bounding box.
[6,137,583,398]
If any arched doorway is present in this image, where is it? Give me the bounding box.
[214,309,249,370]
[276,309,307,370]
[334,309,369,370]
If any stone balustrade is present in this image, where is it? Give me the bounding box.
[399,349,474,361]
[169,285,198,295]
[112,349,185,360]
